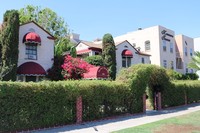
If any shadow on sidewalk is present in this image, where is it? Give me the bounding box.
[33,103,200,133]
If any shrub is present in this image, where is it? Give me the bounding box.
[0,80,135,132]
[116,64,170,112]
[62,55,92,79]
[84,55,104,66]
[166,69,199,80]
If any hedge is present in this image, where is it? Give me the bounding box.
[0,80,137,132]
[162,80,200,108]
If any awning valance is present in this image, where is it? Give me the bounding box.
[23,32,41,44]
[17,62,46,75]
[122,49,133,57]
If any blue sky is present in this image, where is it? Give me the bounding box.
[1,0,200,41]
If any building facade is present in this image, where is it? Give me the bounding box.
[17,21,55,82]
[114,25,194,74]
[76,40,150,73]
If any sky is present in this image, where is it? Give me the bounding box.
[1,0,200,41]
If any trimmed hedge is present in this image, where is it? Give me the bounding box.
[162,80,200,108]
[0,80,135,132]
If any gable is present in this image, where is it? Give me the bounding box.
[20,21,55,39]
[76,42,90,51]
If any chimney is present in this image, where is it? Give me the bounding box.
[70,33,80,40]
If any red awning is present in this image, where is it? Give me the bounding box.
[122,49,133,57]
[83,66,108,79]
[77,49,91,55]
[17,62,46,75]
[23,32,41,44]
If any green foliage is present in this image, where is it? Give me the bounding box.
[166,69,183,80]
[84,55,104,66]
[188,51,200,70]
[102,33,116,80]
[55,38,74,57]
[19,5,69,40]
[117,64,170,112]
[162,80,200,108]
[166,69,199,80]
[0,80,135,132]
[1,10,19,81]
[70,46,77,58]
[46,56,64,81]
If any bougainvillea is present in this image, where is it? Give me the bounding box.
[62,55,92,79]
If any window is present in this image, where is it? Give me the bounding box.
[163,40,167,52]
[26,45,37,60]
[190,48,193,56]
[185,47,187,56]
[145,41,150,51]
[186,63,188,73]
[170,61,174,69]
[190,69,193,73]
[186,68,188,73]
[170,43,173,53]
[141,58,145,64]
[163,60,167,68]
[122,57,131,68]
[176,58,183,69]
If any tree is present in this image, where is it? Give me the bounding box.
[0,10,19,81]
[102,33,116,80]
[55,38,74,57]
[84,55,104,66]
[62,55,92,80]
[70,46,77,58]
[19,5,69,41]
[188,51,200,70]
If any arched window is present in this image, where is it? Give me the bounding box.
[121,50,133,68]
[145,40,150,51]
[23,32,41,60]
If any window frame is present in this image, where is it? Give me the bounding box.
[145,41,151,51]
[25,44,37,60]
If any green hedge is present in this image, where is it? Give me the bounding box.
[0,81,78,132]
[162,81,200,108]
[0,80,137,132]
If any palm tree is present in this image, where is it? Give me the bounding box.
[188,51,200,70]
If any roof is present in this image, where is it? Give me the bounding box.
[83,66,108,79]
[77,40,151,57]
[81,40,102,49]
[138,51,151,56]
[17,62,46,75]
[20,21,56,40]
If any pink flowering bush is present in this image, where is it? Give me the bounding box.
[62,55,92,79]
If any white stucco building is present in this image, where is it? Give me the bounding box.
[114,26,194,74]
[76,40,151,73]
[17,21,55,82]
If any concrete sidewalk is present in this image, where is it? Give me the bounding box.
[34,103,200,133]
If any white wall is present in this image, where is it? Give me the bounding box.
[115,41,150,73]
[18,22,54,71]
[175,35,194,74]
[194,37,200,52]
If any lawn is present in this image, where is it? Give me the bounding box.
[113,111,200,133]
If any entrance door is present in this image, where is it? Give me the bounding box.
[26,76,36,82]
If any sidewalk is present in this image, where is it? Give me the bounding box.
[34,103,200,133]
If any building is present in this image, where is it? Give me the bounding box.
[175,35,194,74]
[194,37,200,78]
[17,21,55,82]
[76,40,151,73]
[114,25,194,74]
